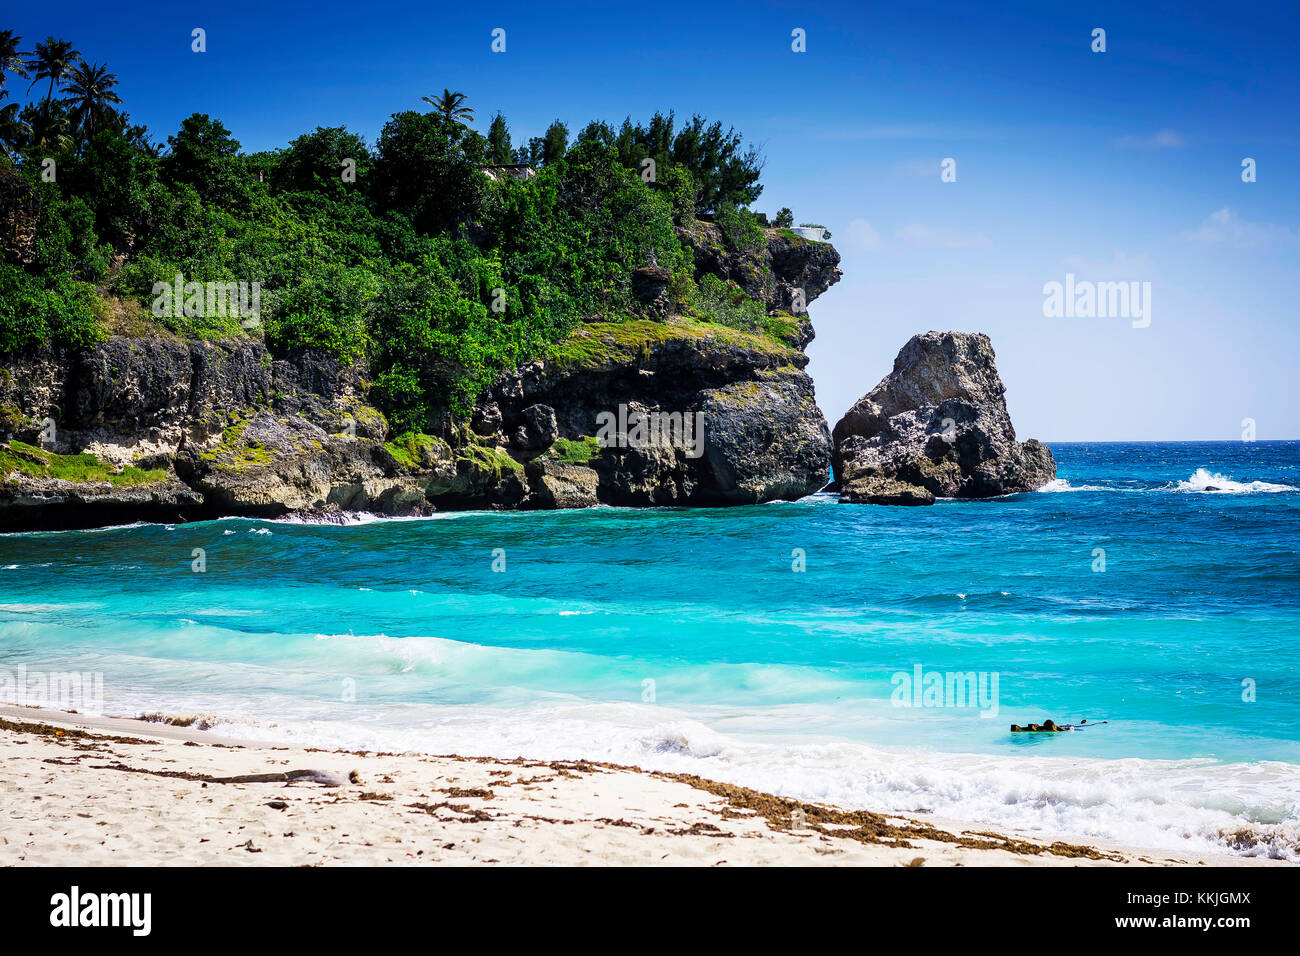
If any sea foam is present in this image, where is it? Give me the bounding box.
[1170,468,1296,494]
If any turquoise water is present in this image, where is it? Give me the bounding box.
[3,441,1299,857]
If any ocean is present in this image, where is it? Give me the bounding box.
[3,440,1298,859]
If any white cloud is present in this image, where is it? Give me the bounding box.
[895,223,991,249]
[843,218,886,251]
[1181,207,1296,247]
[1112,128,1187,149]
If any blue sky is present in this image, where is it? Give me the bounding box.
[8,0,1299,438]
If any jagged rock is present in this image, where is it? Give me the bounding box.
[766,230,843,315]
[699,372,831,503]
[471,401,502,438]
[512,404,559,451]
[480,320,829,507]
[838,475,936,506]
[832,331,1055,505]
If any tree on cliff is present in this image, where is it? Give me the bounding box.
[540,120,568,166]
[164,113,246,207]
[667,114,762,214]
[372,110,484,233]
[486,112,513,165]
[272,125,372,196]
[0,42,789,438]
[19,101,73,151]
[0,103,28,155]
[516,137,543,167]
[573,111,761,215]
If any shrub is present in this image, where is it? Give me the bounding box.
[690,273,765,333]
[0,264,104,353]
[715,203,766,253]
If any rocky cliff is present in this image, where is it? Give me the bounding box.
[832,331,1055,505]
[0,227,841,530]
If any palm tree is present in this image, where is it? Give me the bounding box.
[25,104,73,152]
[0,30,29,96]
[26,37,80,112]
[422,89,473,127]
[0,102,30,154]
[62,61,121,143]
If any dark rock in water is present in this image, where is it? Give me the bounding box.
[837,475,936,506]
[832,331,1055,505]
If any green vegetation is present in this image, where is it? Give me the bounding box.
[383,430,445,468]
[547,318,797,371]
[688,272,766,332]
[570,111,763,214]
[0,439,166,485]
[0,402,26,434]
[459,438,524,478]
[199,419,276,470]
[549,435,600,463]
[0,29,794,438]
[762,311,807,346]
[714,203,766,253]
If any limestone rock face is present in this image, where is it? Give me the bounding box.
[2,228,845,527]
[832,331,1055,505]
[0,166,38,266]
[478,321,831,508]
[699,374,832,504]
[525,458,600,510]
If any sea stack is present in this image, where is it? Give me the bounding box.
[831,331,1055,505]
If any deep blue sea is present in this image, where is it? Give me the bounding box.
[3,441,1298,858]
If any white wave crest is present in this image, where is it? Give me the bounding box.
[1037,479,1110,493]
[1170,468,1296,494]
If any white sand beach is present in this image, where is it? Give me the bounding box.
[0,704,1279,867]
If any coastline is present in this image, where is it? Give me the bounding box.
[0,704,1277,867]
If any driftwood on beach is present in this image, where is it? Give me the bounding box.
[210,769,350,787]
